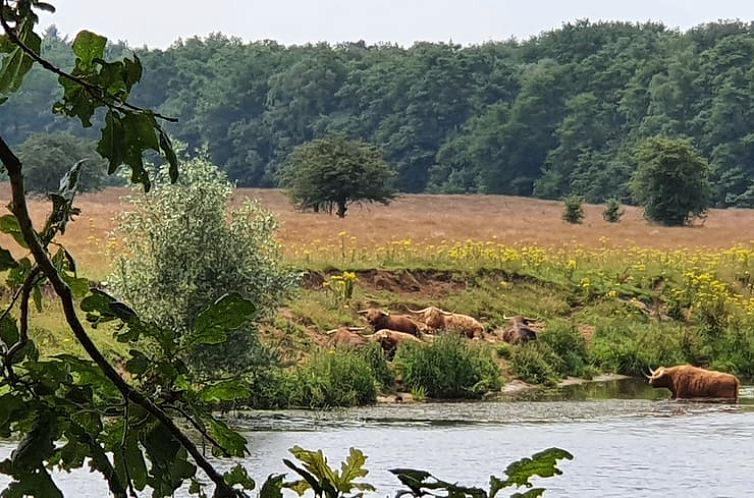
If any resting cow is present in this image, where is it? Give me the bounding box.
[369,329,423,359]
[357,308,423,336]
[500,315,539,345]
[646,365,739,401]
[408,306,484,338]
[326,327,368,349]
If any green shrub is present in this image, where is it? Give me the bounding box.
[589,323,686,376]
[357,343,395,389]
[602,198,624,223]
[16,132,112,195]
[108,156,298,377]
[289,350,379,408]
[709,325,754,377]
[395,335,501,399]
[509,342,559,386]
[539,322,593,378]
[562,195,585,224]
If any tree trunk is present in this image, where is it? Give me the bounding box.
[336,200,347,218]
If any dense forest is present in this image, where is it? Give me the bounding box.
[5,20,754,206]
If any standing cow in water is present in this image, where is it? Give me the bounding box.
[646,365,740,401]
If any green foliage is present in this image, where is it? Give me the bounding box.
[11,21,754,204]
[509,343,559,386]
[15,132,116,194]
[255,445,572,498]
[539,322,594,378]
[561,195,585,224]
[357,342,394,389]
[279,135,396,218]
[288,349,379,408]
[283,446,375,498]
[602,198,624,223]
[109,155,297,377]
[395,335,501,399]
[391,447,573,498]
[630,137,712,226]
[589,323,687,376]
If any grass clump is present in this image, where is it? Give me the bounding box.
[539,322,595,378]
[509,342,559,386]
[395,335,501,399]
[251,349,381,409]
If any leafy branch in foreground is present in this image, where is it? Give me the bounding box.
[1,1,255,497]
[255,446,573,498]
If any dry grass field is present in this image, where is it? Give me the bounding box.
[2,184,754,276]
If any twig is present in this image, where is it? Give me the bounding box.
[167,404,232,458]
[0,136,244,498]
[6,266,42,364]
[0,2,177,123]
[120,400,139,498]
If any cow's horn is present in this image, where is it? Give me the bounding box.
[356,309,369,315]
[347,327,366,332]
[408,307,430,313]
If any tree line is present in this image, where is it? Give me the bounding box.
[4,20,754,207]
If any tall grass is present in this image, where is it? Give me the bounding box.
[395,335,501,399]
[250,348,384,409]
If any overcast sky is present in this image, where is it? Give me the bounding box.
[40,0,754,48]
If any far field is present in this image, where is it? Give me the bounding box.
[4,186,754,277]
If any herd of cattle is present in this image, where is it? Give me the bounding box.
[323,305,742,402]
[325,306,541,358]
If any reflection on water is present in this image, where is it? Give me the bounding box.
[2,378,754,497]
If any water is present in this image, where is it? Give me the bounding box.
[3,379,754,497]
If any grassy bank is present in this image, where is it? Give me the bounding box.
[5,188,754,407]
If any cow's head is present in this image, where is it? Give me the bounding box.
[646,367,671,388]
[358,308,387,325]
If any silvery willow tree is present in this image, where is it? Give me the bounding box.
[0,2,259,497]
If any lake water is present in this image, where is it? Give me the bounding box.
[3,379,754,497]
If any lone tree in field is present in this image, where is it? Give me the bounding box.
[17,132,110,194]
[279,135,396,218]
[630,137,711,226]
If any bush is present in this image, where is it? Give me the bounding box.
[589,323,686,376]
[509,343,559,386]
[539,322,593,378]
[16,132,113,195]
[602,198,624,223]
[250,349,383,409]
[358,343,395,389]
[395,335,501,399]
[108,156,298,377]
[289,350,379,408]
[562,195,585,224]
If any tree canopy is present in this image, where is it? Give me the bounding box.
[630,136,711,226]
[279,135,395,217]
[6,20,754,206]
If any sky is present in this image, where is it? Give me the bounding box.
[40,0,754,48]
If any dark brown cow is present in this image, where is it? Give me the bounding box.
[357,308,423,336]
[647,365,740,401]
[500,315,539,345]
